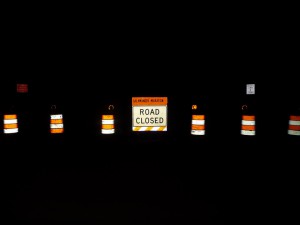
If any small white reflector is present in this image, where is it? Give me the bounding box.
[246,84,255,95]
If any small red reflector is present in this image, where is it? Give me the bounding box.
[17,84,28,93]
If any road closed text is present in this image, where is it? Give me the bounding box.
[132,106,167,127]
[136,117,164,124]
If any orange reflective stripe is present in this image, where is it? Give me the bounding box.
[192,115,205,120]
[51,128,64,133]
[242,125,255,130]
[242,115,255,120]
[132,97,168,106]
[290,115,300,121]
[146,127,153,131]
[289,125,300,131]
[102,124,114,129]
[51,119,63,124]
[4,124,18,129]
[4,114,17,119]
[133,127,140,131]
[158,126,165,131]
[192,125,205,130]
[102,115,114,120]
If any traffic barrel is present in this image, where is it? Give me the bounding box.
[3,114,18,134]
[50,105,64,134]
[241,105,255,136]
[101,114,115,134]
[288,115,300,136]
[191,114,205,135]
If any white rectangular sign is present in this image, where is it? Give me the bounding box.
[132,106,167,127]
[132,97,168,132]
[246,84,255,95]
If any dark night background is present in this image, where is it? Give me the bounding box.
[1,12,299,224]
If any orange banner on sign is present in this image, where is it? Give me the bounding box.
[132,97,167,106]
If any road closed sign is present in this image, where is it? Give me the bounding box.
[132,97,168,131]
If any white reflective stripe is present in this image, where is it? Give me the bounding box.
[289,120,300,125]
[102,119,114,124]
[4,119,18,124]
[149,127,164,131]
[191,130,205,135]
[102,129,115,134]
[4,128,18,133]
[288,130,300,136]
[241,130,256,135]
[192,120,205,125]
[136,127,147,131]
[51,114,63,119]
[50,124,64,128]
[242,120,255,125]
